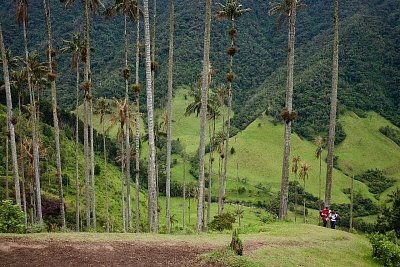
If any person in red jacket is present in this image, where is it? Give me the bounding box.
[320,206,330,227]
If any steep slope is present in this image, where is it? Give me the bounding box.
[0,0,398,139]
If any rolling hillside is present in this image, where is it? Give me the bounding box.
[0,0,398,141]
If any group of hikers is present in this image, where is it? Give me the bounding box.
[320,206,340,229]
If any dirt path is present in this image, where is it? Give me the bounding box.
[0,237,223,266]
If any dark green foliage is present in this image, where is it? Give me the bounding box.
[375,188,400,237]
[171,139,184,155]
[94,164,101,175]
[0,200,26,233]
[355,169,395,195]
[368,232,400,267]
[380,126,400,146]
[209,212,236,231]
[230,228,243,256]
[237,186,246,195]
[230,146,235,155]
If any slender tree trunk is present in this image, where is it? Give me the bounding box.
[318,155,322,225]
[124,14,132,232]
[197,0,212,232]
[21,162,27,226]
[303,179,306,223]
[121,137,126,232]
[102,119,109,232]
[75,59,80,232]
[278,1,297,220]
[294,174,297,222]
[207,117,214,227]
[134,2,141,234]
[143,0,158,232]
[23,20,42,223]
[18,93,27,223]
[0,24,21,207]
[165,0,174,234]
[349,174,354,232]
[182,154,186,229]
[5,122,9,200]
[90,101,96,230]
[43,0,65,228]
[325,0,339,207]
[84,0,91,231]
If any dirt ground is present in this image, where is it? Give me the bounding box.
[0,237,224,266]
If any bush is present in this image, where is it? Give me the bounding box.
[368,232,400,266]
[209,212,236,231]
[0,200,26,233]
[26,223,47,233]
[230,228,243,256]
[355,169,395,195]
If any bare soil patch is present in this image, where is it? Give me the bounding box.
[0,237,224,266]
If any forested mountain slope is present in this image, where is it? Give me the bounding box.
[0,0,398,141]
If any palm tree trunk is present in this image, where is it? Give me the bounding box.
[102,119,109,232]
[84,0,91,231]
[143,0,158,232]
[303,180,306,223]
[18,93,27,223]
[197,0,212,232]
[278,1,297,220]
[90,101,96,231]
[21,162,27,226]
[349,174,354,232]
[325,0,339,207]
[206,116,215,227]
[182,154,186,229]
[318,155,322,225]
[165,0,174,234]
[22,19,42,223]
[121,137,126,232]
[75,59,80,232]
[5,124,9,200]
[124,14,132,232]
[43,0,65,228]
[134,2,141,234]
[0,24,21,206]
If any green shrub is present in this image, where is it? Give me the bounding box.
[26,223,47,233]
[209,212,236,231]
[0,200,26,233]
[368,232,400,267]
[230,228,243,256]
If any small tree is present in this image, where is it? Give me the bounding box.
[230,228,243,255]
[0,200,26,233]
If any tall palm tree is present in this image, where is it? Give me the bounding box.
[291,155,300,222]
[206,92,220,228]
[106,0,139,232]
[133,0,141,234]
[43,0,65,228]
[66,0,104,232]
[325,0,339,207]
[143,0,158,233]
[13,0,42,223]
[94,98,111,232]
[216,0,250,215]
[299,161,311,223]
[107,98,127,232]
[196,0,212,232]
[165,0,175,234]
[314,136,324,212]
[61,32,84,231]
[269,0,304,220]
[0,24,21,207]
